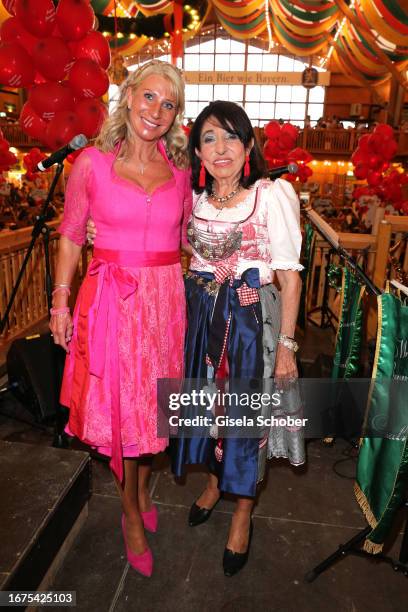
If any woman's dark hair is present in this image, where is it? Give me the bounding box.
[189,100,266,193]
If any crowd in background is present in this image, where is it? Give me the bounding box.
[0,180,64,231]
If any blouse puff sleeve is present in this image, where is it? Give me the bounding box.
[58,150,93,247]
[181,168,193,248]
[266,178,304,271]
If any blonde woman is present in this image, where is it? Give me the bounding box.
[50,61,191,577]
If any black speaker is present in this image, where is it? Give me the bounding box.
[6,333,66,423]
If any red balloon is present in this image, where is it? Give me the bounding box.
[29,82,75,120]
[358,134,371,150]
[19,102,48,140]
[0,42,35,87]
[34,71,47,84]
[0,137,10,151]
[281,122,299,140]
[66,149,83,164]
[367,154,382,170]
[264,120,281,139]
[15,0,56,38]
[33,37,73,82]
[287,147,313,163]
[56,0,95,42]
[68,58,109,98]
[351,148,365,165]
[0,17,39,54]
[278,132,296,151]
[374,124,394,141]
[76,98,107,138]
[367,170,382,187]
[263,139,280,159]
[385,184,402,203]
[296,167,307,182]
[367,133,384,154]
[354,163,369,180]
[75,30,111,69]
[2,1,16,15]
[46,110,82,150]
[382,139,398,161]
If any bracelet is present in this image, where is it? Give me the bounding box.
[54,282,71,288]
[50,306,70,316]
[52,287,71,296]
[278,333,299,352]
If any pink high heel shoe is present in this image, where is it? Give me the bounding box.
[121,514,153,577]
[141,504,158,533]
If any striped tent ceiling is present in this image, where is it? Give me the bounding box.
[90,1,408,87]
[0,2,405,87]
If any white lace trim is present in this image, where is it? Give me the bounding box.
[270,260,304,271]
[194,179,262,220]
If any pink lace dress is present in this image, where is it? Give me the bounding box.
[58,143,191,480]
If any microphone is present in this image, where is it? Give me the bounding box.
[269,162,299,180]
[37,134,88,172]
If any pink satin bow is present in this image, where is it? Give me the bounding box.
[87,258,139,483]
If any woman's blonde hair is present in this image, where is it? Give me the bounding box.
[95,60,189,169]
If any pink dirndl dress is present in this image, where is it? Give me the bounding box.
[58,143,191,481]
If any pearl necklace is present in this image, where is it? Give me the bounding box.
[210,185,242,205]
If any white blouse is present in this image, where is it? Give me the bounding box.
[189,178,303,285]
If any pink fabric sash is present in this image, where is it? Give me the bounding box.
[88,248,180,482]
[93,248,180,267]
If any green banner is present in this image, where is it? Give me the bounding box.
[332,267,365,380]
[298,223,315,331]
[355,292,408,553]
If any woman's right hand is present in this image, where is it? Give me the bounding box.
[86,217,97,245]
[50,311,74,353]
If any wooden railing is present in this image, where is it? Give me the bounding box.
[254,127,408,158]
[298,129,408,157]
[0,223,59,343]
[305,212,408,339]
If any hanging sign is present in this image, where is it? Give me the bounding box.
[184,71,331,86]
[302,67,319,88]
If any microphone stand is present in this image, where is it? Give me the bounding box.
[0,162,69,448]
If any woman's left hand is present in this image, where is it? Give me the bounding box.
[274,343,298,382]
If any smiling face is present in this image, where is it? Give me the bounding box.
[127,73,178,143]
[196,117,251,188]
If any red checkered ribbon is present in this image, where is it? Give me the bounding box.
[214,265,259,306]
[214,265,234,286]
[236,283,260,306]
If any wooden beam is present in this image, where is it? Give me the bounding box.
[336,0,408,92]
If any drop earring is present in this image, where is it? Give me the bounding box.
[244,154,250,177]
[199,161,206,187]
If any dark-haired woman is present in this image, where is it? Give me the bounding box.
[172,101,304,576]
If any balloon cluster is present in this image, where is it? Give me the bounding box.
[0,128,17,171]
[351,124,408,213]
[23,147,47,180]
[263,120,313,183]
[0,0,109,151]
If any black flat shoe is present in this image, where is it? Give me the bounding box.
[188,494,222,527]
[223,519,253,577]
